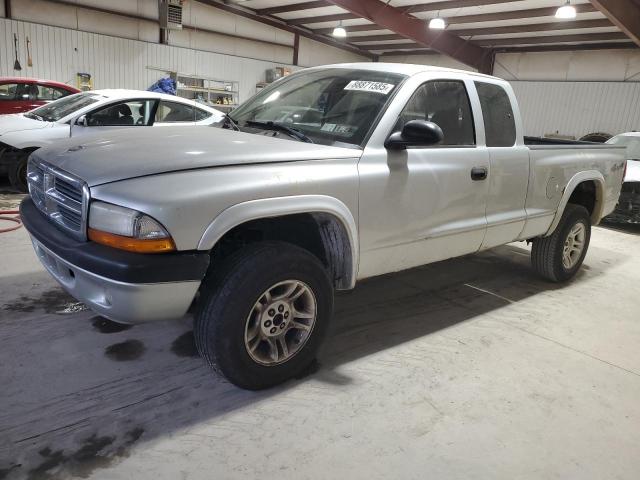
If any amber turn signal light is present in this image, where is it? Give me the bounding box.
[88,228,176,253]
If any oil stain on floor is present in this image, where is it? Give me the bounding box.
[170,331,198,358]
[1,288,82,314]
[23,427,144,480]
[91,316,133,334]
[104,340,146,361]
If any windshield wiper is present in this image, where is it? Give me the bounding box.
[25,112,44,121]
[222,113,240,131]
[245,120,314,143]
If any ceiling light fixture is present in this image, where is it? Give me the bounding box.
[555,1,577,19]
[332,21,347,38]
[428,17,446,30]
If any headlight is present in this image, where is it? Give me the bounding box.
[88,201,175,253]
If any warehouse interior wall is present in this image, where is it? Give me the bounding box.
[0,0,368,102]
[0,17,291,103]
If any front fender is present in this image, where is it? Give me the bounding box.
[545,170,605,236]
[198,195,359,287]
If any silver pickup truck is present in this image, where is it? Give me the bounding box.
[21,63,626,389]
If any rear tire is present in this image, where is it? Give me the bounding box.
[194,241,333,390]
[8,153,29,193]
[531,204,591,282]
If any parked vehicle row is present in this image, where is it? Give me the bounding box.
[604,132,640,224]
[0,77,80,114]
[19,63,626,389]
[0,88,224,191]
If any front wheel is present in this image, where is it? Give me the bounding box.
[8,152,29,193]
[531,204,591,282]
[194,241,333,390]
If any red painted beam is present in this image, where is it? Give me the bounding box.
[325,0,493,73]
[590,0,640,47]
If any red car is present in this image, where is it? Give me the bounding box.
[0,78,80,115]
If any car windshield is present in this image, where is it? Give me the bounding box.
[25,92,101,122]
[228,68,406,147]
[606,135,640,160]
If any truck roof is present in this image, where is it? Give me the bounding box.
[311,62,501,81]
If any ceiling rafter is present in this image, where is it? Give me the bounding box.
[324,0,494,72]
[193,0,376,59]
[256,1,332,16]
[347,19,614,43]
[589,0,640,47]
[360,32,629,51]
[378,42,638,56]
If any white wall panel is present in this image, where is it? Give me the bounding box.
[511,81,640,138]
[495,49,640,82]
[0,18,297,103]
[382,53,477,72]
[297,36,369,67]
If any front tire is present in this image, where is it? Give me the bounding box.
[8,152,29,193]
[531,204,591,282]
[194,241,333,390]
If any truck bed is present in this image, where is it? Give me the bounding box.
[524,136,612,148]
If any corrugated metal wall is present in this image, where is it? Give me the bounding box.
[0,18,295,103]
[511,81,640,139]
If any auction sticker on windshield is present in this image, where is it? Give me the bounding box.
[344,81,395,95]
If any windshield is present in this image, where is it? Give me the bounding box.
[229,68,406,147]
[25,93,100,122]
[606,135,640,160]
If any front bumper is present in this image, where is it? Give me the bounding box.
[21,198,210,323]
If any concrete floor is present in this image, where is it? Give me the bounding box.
[2,186,640,480]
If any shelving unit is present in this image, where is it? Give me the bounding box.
[175,74,239,110]
[146,67,239,111]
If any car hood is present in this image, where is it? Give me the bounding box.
[0,114,53,135]
[34,126,362,186]
[626,159,640,183]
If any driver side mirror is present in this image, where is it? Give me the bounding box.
[385,120,444,150]
[75,114,88,127]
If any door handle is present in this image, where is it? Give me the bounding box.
[471,166,488,181]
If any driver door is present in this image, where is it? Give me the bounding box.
[358,79,490,278]
[71,99,156,137]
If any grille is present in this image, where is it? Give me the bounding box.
[27,157,89,240]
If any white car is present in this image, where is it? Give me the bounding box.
[0,89,225,191]
[605,132,640,223]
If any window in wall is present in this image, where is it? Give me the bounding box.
[475,82,516,147]
[394,80,475,146]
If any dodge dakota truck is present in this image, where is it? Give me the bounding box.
[20,63,626,389]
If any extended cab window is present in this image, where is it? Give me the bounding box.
[395,81,475,146]
[475,82,516,147]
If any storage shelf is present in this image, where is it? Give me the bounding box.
[177,86,237,94]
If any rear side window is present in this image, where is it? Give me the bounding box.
[475,82,516,147]
[395,80,475,146]
[194,107,212,121]
[0,83,19,100]
[155,101,198,122]
[37,84,72,101]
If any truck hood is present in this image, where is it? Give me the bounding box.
[0,114,53,136]
[626,159,640,183]
[34,126,362,186]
